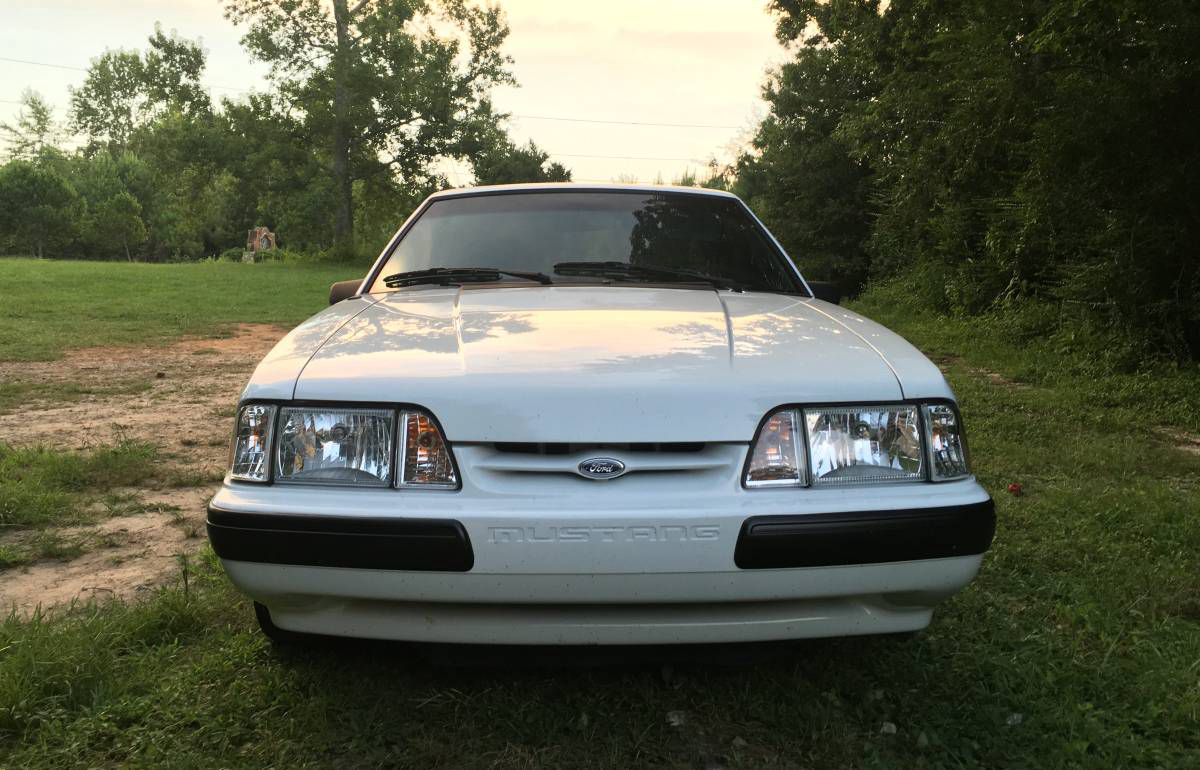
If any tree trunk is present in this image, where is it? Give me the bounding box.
[331,0,355,259]
[123,236,131,261]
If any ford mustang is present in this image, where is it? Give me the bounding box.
[207,183,995,645]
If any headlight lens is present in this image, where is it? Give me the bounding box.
[276,407,394,486]
[744,409,807,487]
[806,406,924,484]
[745,402,969,488]
[231,404,276,482]
[924,403,970,481]
[399,411,458,488]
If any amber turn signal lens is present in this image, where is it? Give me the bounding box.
[399,411,458,488]
[744,409,806,487]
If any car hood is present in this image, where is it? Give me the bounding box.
[245,287,951,442]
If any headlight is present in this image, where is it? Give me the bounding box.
[231,404,276,482]
[276,407,394,486]
[806,405,923,484]
[744,402,970,487]
[227,403,460,490]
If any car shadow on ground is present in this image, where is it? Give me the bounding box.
[261,631,907,671]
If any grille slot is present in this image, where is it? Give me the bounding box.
[461,442,742,487]
[493,442,706,455]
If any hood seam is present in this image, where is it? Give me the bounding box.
[715,291,735,368]
[289,295,384,400]
[803,301,907,398]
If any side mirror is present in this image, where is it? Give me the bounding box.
[806,281,842,305]
[329,279,362,305]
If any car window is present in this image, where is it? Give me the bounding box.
[368,191,802,294]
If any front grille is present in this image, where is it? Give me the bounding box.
[459,442,743,490]
[493,442,707,455]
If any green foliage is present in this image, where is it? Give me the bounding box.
[69,25,211,149]
[0,13,553,263]
[88,191,147,260]
[224,0,517,257]
[737,42,875,295]
[0,544,29,569]
[472,137,572,185]
[753,0,1200,358]
[0,161,76,258]
[0,90,62,162]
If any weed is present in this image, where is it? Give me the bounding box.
[0,442,159,529]
[0,379,152,415]
[0,544,29,570]
[165,467,225,488]
[27,531,88,561]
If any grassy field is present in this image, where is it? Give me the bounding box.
[0,258,361,361]
[0,266,1198,768]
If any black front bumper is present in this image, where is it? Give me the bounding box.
[208,498,994,573]
[206,506,475,572]
[734,499,996,569]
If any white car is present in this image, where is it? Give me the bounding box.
[207,183,995,645]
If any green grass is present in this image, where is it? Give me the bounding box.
[0,379,152,416]
[0,278,1197,767]
[0,258,359,361]
[0,545,29,569]
[0,441,159,530]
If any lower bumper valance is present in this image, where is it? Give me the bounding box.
[734,499,996,569]
[206,506,474,571]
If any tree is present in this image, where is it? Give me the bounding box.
[0,161,76,257]
[756,0,1200,357]
[69,150,155,260]
[70,26,211,148]
[737,40,877,294]
[471,137,570,185]
[0,90,62,161]
[225,0,515,257]
[87,191,148,261]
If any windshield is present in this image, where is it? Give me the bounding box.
[368,191,804,294]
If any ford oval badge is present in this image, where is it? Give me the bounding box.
[577,457,627,480]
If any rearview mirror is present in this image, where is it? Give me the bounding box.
[329,279,362,305]
[806,281,842,305]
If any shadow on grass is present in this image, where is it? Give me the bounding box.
[262,632,901,671]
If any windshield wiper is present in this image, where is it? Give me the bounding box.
[553,261,747,292]
[382,267,553,288]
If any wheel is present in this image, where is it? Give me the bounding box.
[253,601,312,645]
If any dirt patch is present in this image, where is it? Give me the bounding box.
[0,488,211,614]
[929,353,1026,389]
[0,324,286,613]
[1154,427,1200,456]
[0,323,283,458]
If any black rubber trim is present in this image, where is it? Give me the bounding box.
[734,499,995,569]
[207,505,474,571]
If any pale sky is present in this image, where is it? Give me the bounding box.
[0,0,784,184]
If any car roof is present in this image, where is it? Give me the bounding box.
[427,182,740,201]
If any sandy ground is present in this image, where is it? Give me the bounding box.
[0,324,286,615]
